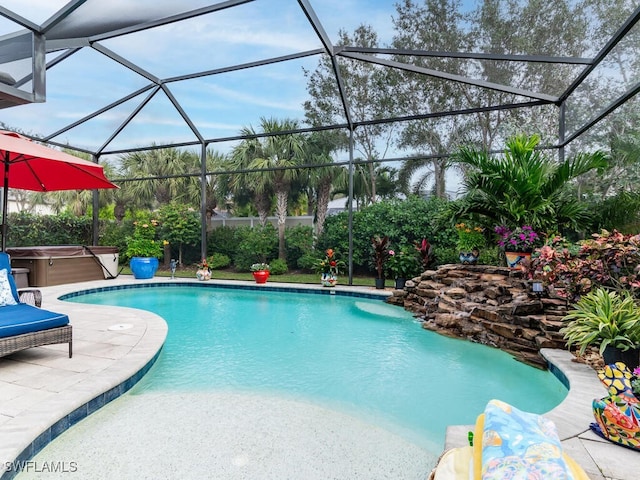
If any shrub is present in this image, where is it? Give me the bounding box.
[285,225,314,268]
[7,211,93,247]
[207,226,238,258]
[318,196,454,274]
[233,224,278,271]
[208,253,230,269]
[269,258,288,275]
[297,252,321,271]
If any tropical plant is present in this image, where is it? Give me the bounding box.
[415,237,435,270]
[455,223,485,252]
[527,230,640,301]
[560,288,640,356]
[313,248,346,275]
[371,235,390,279]
[302,130,345,237]
[453,134,608,233]
[231,117,305,261]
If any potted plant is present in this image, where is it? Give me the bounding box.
[387,246,420,289]
[125,218,163,279]
[313,249,345,287]
[250,262,270,284]
[455,223,485,265]
[196,257,212,281]
[495,225,540,269]
[371,235,390,289]
[560,287,640,366]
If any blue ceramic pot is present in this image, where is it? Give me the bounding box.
[130,257,159,279]
[459,249,480,265]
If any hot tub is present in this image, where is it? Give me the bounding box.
[7,245,119,287]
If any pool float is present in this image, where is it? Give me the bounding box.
[430,399,589,479]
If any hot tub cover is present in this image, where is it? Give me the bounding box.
[7,245,118,258]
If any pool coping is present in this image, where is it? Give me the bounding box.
[3,277,635,479]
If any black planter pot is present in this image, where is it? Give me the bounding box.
[374,278,385,289]
[602,345,640,367]
[395,277,406,290]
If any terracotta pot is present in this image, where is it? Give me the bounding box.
[252,270,270,284]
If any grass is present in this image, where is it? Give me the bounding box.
[120,265,387,288]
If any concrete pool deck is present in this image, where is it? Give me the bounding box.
[0,277,638,479]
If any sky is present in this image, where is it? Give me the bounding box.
[0,0,632,198]
[0,0,406,156]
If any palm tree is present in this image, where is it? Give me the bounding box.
[397,120,469,199]
[118,147,200,209]
[303,131,346,237]
[229,129,274,227]
[230,118,305,260]
[454,134,608,233]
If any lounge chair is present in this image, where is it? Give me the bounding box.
[0,252,72,358]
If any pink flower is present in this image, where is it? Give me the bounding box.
[633,366,640,377]
[388,250,395,256]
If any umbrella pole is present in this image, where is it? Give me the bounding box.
[2,152,8,252]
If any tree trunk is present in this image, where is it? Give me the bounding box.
[254,192,270,227]
[276,190,287,260]
[433,160,447,199]
[315,178,332,238]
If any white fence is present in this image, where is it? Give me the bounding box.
[209,216,314,229]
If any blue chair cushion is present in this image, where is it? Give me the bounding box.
[0,303,69,338]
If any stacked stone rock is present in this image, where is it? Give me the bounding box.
[385,264,569,368]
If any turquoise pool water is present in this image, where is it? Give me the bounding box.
[69,285,567,449]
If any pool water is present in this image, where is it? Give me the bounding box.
[69,285,567,449]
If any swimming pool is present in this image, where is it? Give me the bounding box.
[64,284,567,450]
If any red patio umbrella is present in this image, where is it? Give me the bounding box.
[0,130,118,250]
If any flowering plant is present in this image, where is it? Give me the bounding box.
[313,249,345,275]
[198,257,211,271]
[250,262,270,272]
[495,225,540,252]
[125,219,163,259]
[387,246,420,279]
[455,223,485,252]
